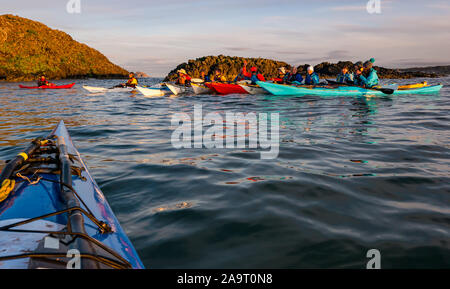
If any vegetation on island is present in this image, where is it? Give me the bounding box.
[165,55,291,81]
[165,56,439,81]
[0,14,128,81]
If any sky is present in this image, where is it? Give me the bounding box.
[2,0,450,76]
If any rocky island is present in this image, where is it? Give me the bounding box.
[0,14,129,81]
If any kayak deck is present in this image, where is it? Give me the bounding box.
[205,82,249,95]
[0,121,143,269]
[83,85,135,93]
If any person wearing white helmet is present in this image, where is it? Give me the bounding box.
[305,65,320,85]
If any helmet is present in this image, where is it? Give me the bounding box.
[250,67,258,72]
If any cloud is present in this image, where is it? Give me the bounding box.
[329,5,366,12]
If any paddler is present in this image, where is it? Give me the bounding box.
[352,61,364,85]
[355,60,379,88]
[117,72,138,88]
[213,69,227,82]
[234,70,247,82]
[284,67,303,84]
[336,66,354,84]
[176,69,192,86]
[242,60,265,84]
[201,71,211,82]
[37,75,54,87]
[304,66,320,85]
[273,67,288,84]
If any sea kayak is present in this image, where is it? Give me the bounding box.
[0,121,144,269]
[205,83,249,95]
[257,81,443,97]
[238,84,268,95]
[191,83,214,95]
[83,86,136,93]
[136,86,170,97]
[19,83,75,89]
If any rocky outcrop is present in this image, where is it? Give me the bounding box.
[135,72,150,78]
[0,14,129,81]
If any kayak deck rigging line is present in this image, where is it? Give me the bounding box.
[0,132,133,269]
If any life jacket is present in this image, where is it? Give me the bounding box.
[336,73,353,84]
[305,72,319,85]
[242,66,264,84]
[214,74,227,82]
[289,73,303,84]
[126,77,138,87]
[37,79,48,87]
[272,77,284,84]
[357,69,378,88]
[177,74,192,85]
[250,74,265,84]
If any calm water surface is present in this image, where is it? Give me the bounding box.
[0,78,449,268]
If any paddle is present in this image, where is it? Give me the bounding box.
[326,79,395,94]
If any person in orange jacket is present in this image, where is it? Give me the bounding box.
[176,69,192,86]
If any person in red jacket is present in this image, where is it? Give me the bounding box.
[241,60,265,84]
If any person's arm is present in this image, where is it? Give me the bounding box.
[257,74,265,81]
[296,74,304,83]
[242,66,251,78]
[357,75,368,87]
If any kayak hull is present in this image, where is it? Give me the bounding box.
[19,83,75,89]
[165,83,193,95]
[257,81,443,96]
[0,121,144,269]
[136,86,170,97]
[239,84,268,95]
[191,83,214,95]
[205,83,249,95]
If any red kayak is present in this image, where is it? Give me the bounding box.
[205,83,248,95]
[19,83,75,89]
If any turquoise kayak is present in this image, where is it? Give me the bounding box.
[256,81,443,97]
[0,121,143,269]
